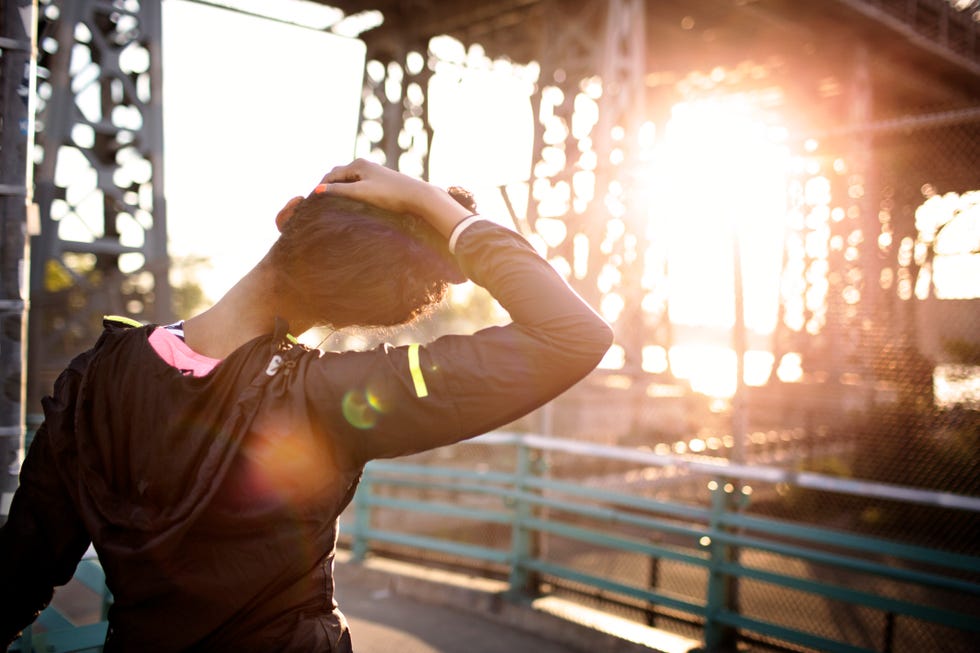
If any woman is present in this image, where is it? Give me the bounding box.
[1,160,613,652]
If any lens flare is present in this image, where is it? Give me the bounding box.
[342,390,379,429]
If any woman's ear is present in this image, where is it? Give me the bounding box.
[275,196,304,232]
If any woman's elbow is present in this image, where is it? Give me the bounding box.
[591,319,615,362]
[571,317,614,370]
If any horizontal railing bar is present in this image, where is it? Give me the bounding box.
[721,511,980,574]
[366,462,516,485]
[368,465,715,524]
[360,528,511,565]
[364,476,514,498]
[30,622,110,653]
[369,481,709,544]
[522,475,714,522]
[719,561,980,632]
[522,558,707,618]
[711,530,980,596]
[469,432,980,512]
[515,490,709,541]
[362,495,513,525]
[713,610,875,653]
[523,516,709,568]
[364,475,711,539]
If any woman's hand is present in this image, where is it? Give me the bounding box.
[318,159,472,238]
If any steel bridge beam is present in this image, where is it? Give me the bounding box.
[27,0,170,410]
[835,0,980,80]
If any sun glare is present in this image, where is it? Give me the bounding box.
[160,16,797,400]
[641,96,790,396]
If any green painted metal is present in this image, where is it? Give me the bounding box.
[24,623,107,653]
[362,495,514,525]
[715,610,876,653]
[360,528,511,564]
[343,435,980,652]
[522,516,709,568]
[510,489,711,540]
[522,474,716,522]
[709,529,980,596]
[703,480,737,651]
[716,561,980,632]
[719,511,980,577]
[12,555,111,653]
[521,558,707,617]
[366,460,516,485]
[363,476,510,496]
[350,472,372,562]
[507,440,535,595]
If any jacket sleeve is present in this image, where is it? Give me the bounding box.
[304,220,614,467]
[0,372,92,648]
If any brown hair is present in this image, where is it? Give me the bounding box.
[267,188,474,329]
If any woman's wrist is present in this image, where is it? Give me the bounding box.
[416,186,474,239]
[447,214,484,254]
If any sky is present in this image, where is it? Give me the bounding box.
[162,0,365,298]
[162,1,537,300]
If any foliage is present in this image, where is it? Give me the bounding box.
[169,255,211,320]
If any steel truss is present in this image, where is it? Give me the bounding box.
[354,0,667,379]
[28,0,169,407]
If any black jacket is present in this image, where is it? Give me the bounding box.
[1,221,613,651]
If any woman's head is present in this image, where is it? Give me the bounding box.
[266,188,472,330]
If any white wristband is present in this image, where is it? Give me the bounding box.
[447,214,484,254]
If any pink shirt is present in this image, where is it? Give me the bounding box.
[148,327,221,377]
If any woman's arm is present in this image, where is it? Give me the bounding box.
[305,162,613,465]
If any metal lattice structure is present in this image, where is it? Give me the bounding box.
[0,0,36,518]
[337,0,666,378]
[27,0,169,410]
[5,0,974,455]
[323,1,980,649]
[328,0,980,435]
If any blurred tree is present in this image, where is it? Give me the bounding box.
[169,255,211,320]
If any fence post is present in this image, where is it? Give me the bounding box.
[703,478,738,652]
[508,437,536,596]
[645,532,662,627]
[351,469,372,562]
[883,612,895,653]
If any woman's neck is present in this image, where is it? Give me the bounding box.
[180,262,301,359]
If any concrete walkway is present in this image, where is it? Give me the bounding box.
[336,569,571,653]
[332,551,702,653]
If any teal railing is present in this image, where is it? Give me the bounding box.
[10,550,110,653]
[347,432,980,653]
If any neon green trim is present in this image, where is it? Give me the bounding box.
[287,333,299,344]
[103,315,142,328]
[407,343,428,398]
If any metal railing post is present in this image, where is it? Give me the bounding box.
[351,470,372,562]
[704,478,738,652]
[508,437,535,596]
